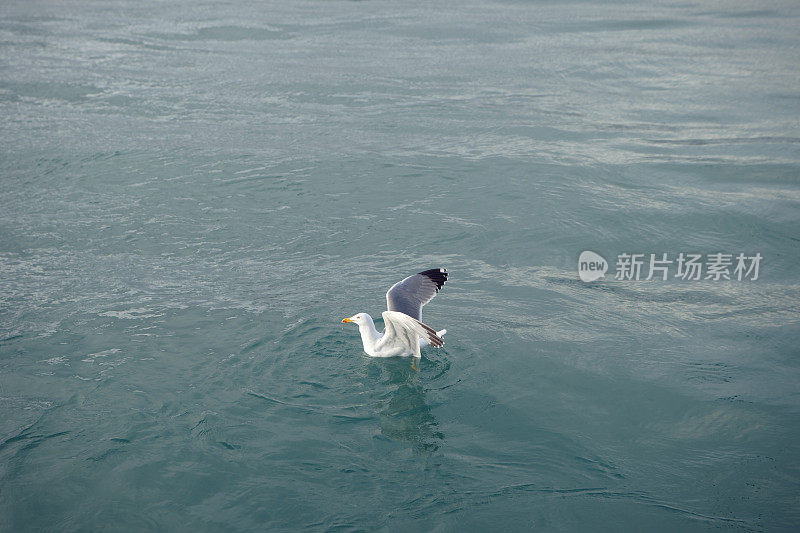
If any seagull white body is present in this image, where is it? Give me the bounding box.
[342,268,448,360]
[343,312,447,358]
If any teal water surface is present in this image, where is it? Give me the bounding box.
[1,0,800,531]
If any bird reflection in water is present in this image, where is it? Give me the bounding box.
[370,357,444,452]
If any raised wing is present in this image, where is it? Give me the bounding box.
[385,268,448,321]
[381,311,444,358]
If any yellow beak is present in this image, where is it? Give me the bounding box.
[342,318,353,323]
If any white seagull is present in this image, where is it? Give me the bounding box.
[342,268,448,367]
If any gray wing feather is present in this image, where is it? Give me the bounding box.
[381,311,444,358]
[385,268,448,321]
[380,312,422,358]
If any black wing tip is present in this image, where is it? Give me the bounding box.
[414,317,444,347]
[429,334,444,348]
[418,268,448,291]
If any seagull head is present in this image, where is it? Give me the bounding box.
[342,313,371,326]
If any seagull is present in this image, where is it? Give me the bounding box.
[342,268,448,368]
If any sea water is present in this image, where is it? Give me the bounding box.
[1,0,799,530]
